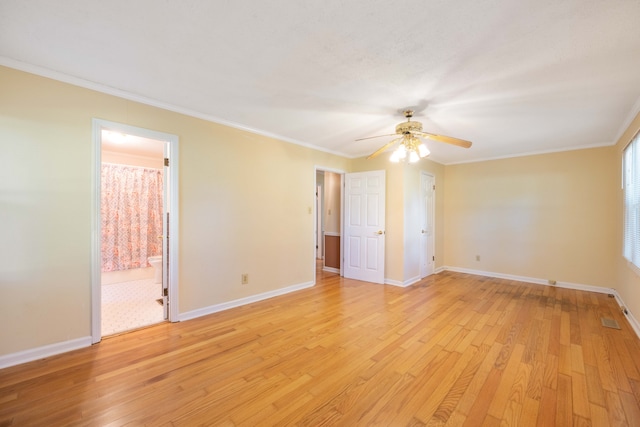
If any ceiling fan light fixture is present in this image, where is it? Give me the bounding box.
[418,143,430,158]
[397,143,407,158]
[361,108,471,162]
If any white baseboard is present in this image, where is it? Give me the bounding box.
[612,291,640,339]
[322,266,340,274]
[179,280,315,322]
[624,309,640,339]
[385,275,421,288]
[442,265,640,340]
[0,336,92,370]
[442,266,617,294]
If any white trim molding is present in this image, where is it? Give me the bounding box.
[613,292,640,340]
[0,337,92,370]
[179,281,315,322]
[442,266,617,294]
[385,276,421,288]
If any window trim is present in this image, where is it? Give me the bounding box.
[623,129,640,270]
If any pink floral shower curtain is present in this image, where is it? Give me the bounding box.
[101,163,164,272]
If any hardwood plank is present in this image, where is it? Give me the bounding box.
[537,387,557,426]
[585,363,607,407]
[1,269,639,426]
[487,343,525,417]
[455,342,503,417]
[604,390,630,426]
[590,403,612,427]
[556,374,574,426]
[429,343,491,425]
[572,372,591,419]
[412,345,479,423]
[619,390,640,427]
[520,396,540,425]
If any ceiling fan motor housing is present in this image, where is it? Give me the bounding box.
[396,120,423,135]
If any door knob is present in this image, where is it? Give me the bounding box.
[376,230,384,235]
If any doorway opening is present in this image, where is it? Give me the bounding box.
[315,168,344,279]
[91,120,179,342]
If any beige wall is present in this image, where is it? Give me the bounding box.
[3,63,637,359]
[0,66,349,356]
[615,112,640,324]
[443,147,618,287]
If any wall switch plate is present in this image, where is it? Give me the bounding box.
[241,274,249,285]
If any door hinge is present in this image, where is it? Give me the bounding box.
[432,256,435,261]
[164,158,169,167]
[163,287,168,297]
[432,184,436,190]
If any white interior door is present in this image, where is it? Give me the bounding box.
[420,172,435,278]
[344,170,385,284]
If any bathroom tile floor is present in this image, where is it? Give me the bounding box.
[102,278,165,336]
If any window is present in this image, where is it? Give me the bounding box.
[624,131,640,268]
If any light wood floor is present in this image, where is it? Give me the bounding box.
[2,267,640,426]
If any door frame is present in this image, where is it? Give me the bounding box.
[420,171,436,278]
[91,119,180,343]
[314,166,345,280]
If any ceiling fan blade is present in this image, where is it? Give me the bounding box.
[422,132,472,148]
[355,133,398,142]
[367,137,402,159]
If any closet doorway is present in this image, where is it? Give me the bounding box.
[91,120,179,342]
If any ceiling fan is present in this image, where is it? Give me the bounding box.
[357,110,472,162]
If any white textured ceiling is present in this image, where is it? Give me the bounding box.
[1,0,640,164]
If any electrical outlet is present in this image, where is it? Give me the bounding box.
[475,255,480,261]
[241,274,249,285]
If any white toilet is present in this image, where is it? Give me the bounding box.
[148,255,163,284]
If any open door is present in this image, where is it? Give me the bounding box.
[343,170,386,284]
